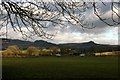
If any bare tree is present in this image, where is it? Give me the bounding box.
[0,0,119,39]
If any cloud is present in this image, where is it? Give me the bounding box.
[51,27,118,45]
[47,2,118,35]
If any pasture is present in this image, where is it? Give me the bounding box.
[2,56,119,79]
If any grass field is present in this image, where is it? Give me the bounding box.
[2,56,119,79]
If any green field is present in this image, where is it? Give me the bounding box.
[2,56,119,79]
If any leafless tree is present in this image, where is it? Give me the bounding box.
[0,0,119,39]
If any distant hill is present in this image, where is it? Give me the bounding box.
[59,41,98,48]
[0,38,58,50]
[58,41,113,49]
[1,38,33,50]
[0,38,119,51]
[33,40,58,48]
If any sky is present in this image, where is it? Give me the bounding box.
[0,1,119,45]
[1,23,118,45]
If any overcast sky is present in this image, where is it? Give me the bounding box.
[0,1,119,45]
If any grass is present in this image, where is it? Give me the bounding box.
[2,56,119,79]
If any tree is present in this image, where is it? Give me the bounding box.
[2,45,21,57]
[26,46,39,56]
[0,0,119,39]
[51,47,60,54]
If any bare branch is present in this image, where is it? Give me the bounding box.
[0,1,119,40]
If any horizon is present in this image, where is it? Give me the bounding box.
[0,37,118,45]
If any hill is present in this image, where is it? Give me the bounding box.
[0,38,119,51]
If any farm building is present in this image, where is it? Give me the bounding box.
[79,54,85,57]
[52,53,61,57]
[95,51,119,56]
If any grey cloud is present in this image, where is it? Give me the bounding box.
[44,2,118,34]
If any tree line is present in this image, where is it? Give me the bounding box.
[2,45,119,57]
